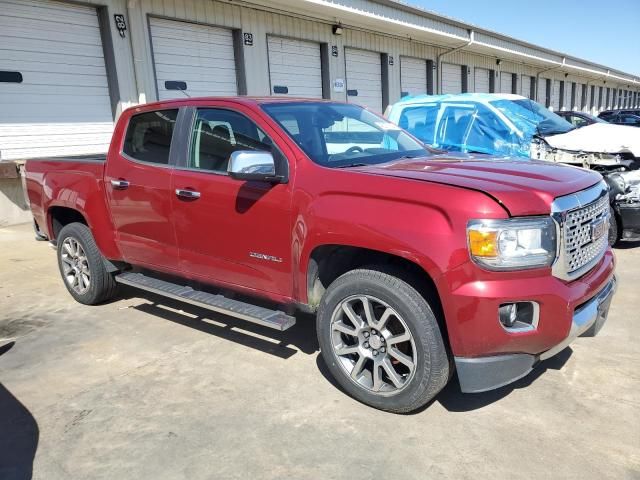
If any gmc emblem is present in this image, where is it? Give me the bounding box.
[590,218,607,241]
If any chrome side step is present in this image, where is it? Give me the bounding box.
[115,272,296,331]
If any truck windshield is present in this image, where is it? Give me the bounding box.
[261,102,428,168]
[490,98,575,137]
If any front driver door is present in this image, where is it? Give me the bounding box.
[170,104,295,299]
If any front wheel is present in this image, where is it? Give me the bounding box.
[608,206,620,247]
[316,268,450,413]
[57,222,117,305]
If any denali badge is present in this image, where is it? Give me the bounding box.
[249,252,283,263]
[590,218,607,241]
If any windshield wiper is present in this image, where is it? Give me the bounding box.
[335,163,368,168]
[539,128,574,136]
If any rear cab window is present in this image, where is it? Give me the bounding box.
[122,109,179,164]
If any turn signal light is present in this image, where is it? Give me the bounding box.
[468,230,498,257]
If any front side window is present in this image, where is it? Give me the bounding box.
[123,109,178,164]
[568,115,588,128]
[262,102,427,168]
[189,109,276,173]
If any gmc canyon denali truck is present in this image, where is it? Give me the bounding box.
[25,98,616,413]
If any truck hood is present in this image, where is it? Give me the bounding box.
[545,123,640,157]
[356,156,602,216]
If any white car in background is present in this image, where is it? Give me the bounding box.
[386,93,640,243]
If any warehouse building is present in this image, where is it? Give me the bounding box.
[1,0,639,223]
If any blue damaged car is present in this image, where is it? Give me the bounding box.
[385,93,640,244]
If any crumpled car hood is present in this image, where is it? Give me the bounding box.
[545,123,640,157]
[355,155,603,216]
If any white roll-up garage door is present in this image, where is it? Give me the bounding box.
[150,17,237,100]
[499,72,514,94]
[474,67,490,93]
[268,36,322,98]
[574,84,583,110]
[345,48,383,113]
[0,0,113,160]
[538,78,548,106]
[521,76,531,99]
[400,57,427,97]
[441,63,462,94]
[550,80,561,111]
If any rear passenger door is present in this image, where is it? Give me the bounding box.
[170,104,294,298]
[104,108,180,272]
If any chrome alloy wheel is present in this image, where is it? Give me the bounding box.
[60,237,91,295]
[330,295,417,395]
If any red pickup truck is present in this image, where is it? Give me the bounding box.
[25,97,616,413]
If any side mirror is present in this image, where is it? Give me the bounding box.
[228,151,285,183]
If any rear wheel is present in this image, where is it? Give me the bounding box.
[316,267,449,413]
[57,222,117,305]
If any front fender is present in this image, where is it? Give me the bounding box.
[292,166,509,306]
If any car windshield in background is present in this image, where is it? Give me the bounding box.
[491,99,575,137]
[585,113,608,123]
[261,102,428,168]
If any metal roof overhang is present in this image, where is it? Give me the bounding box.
[246,0,639,86]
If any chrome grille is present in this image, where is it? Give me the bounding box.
[551,181,610,281]
[563,195,609,273]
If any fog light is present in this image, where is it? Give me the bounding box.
[498,302,539,331]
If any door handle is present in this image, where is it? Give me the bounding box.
[175,189,201,200]
[110,179,130,189]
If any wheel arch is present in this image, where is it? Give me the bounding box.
[304,244,449,348]
[48,206,88,241]
[47,204,122,261]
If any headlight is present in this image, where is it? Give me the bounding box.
[467,217,557,270]
[609,173,627,193]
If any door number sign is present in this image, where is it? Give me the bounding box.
[243,33,254,46]
[114,14,127,38]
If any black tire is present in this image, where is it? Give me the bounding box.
[316,267,450,413]
[56,222,117,305]
[608,206,620,247]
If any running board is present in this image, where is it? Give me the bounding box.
[115,272,296,331]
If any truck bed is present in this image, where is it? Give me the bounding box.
[27,153,107,163]
[24,155,110,246]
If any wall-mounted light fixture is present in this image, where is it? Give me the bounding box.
[332,25,343,35]
[496,59,502,66]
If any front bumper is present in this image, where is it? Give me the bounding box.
[455,276,617,393]
[617,201,640,239]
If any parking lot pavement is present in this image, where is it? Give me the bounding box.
[0,223,639,480]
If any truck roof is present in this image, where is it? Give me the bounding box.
[126,96,341,112]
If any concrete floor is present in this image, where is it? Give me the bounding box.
[0,223,638,480]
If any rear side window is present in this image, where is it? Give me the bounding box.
[123,109,178,164]
[398,105,439,144]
